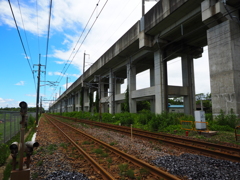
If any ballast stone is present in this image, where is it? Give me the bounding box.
[152,153,240,180]
[45,171,89,180]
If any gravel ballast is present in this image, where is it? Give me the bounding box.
[45,171,89,180]
[30,117,239,179]
[152,153,240,180]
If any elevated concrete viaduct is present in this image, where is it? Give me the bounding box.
[50,0,240,117]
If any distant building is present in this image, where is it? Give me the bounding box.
[168,105,184,113]
[168,104,207,113]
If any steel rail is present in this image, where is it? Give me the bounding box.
[44,115,115,180]
[51,114,240,162]
[46,114,181,180]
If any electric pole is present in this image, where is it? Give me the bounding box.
[40,96,42,116]
[59,87,61,96]
[34,54,45,125]
[142,0,145,17]
[81,52,90,111]
[66,76,68,90]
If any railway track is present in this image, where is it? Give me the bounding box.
[44,114,180,180]
[50,114,240,162]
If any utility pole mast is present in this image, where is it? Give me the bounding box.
[98,75,102,122]
[81,52,90,111]
[66,76,68,90]
[59,87,61,97]
[142,0,145,17]
[34,54,45,125]
[40,96,42,116]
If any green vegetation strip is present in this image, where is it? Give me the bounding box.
[2,116,37,180]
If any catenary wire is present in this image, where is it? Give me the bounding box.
[7,0,36,90]
[45,0,53,71]
[55,0,101,86]
[51,0,109,99]
[36,0,41,53]
[17,0,34,66]
[94,1,141,56]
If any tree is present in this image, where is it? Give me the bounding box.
[137,101,150,112]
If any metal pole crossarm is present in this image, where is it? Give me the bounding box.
[33,64,45,67]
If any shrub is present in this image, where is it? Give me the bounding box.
[27,114,35,128]
[215,109,240,129]
[137,110,153,125]
[114,113,135,126]
[0,132,20,166]
[209,124,233,131]
[101,113,113,123]
[162,124,183,133]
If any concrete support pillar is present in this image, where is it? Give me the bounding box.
[83,88,89,112]
[65,99,67,113]
[207,20,240,115]
[77,92,80,111]
[60,100,62,114]
[115,82,121,94]
[154,50,168,114]
[99,82,107,113]
[150,67,155,87]
[150,99,155,113]
[116,103,121,113]
[109,69,115,114]
[72,94,76,112]
[127,61,137,113]
[181,54,195,116]
[100,83,105,98]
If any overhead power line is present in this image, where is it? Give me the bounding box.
[45,0,53,71]
[36,0,41,54]
[17,0,34,66]
[55,0,101,86]
[7,0,36,90]
[50,0,109,99]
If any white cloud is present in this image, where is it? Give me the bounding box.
[26,94,36,97]
[0,98,6,103]
[0,98,15,108]
[62,82,73,90]
[48,71,79,78]
[54,72,65,77]
[15,81,25,86]
[55,61,65,64]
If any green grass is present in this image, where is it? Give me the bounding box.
[126,169,135,178]
[82,141,91,145]
[60,142,68,149]
[109,142,117,146]
[101,153,109,157]
[37,160,43,166]
[3,161,12,180]
[31,172,39,180]
[47,144,58,155]
[92,148,103,154]
[118,163,129,173]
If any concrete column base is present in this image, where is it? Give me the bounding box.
[207,20,240,116]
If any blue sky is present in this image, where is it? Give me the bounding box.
[0,0,210,109]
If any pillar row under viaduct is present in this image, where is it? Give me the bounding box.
[50,0,240,117]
